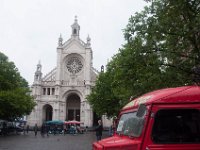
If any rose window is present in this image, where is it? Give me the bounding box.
[66,57,83,74]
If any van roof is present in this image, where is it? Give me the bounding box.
[122,85,200,110]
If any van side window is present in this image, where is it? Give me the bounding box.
[151,109,200,144]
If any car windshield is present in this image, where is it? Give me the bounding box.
[116,112,144,137]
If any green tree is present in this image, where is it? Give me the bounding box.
[87,71,121,118]
[124,0,200,83]
[0,52,35,120]
[88,0,200,117]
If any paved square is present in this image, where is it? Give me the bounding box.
[0,131,109,150]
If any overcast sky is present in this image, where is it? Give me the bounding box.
[0,0,147,85]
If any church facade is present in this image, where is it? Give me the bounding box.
[27,17,109,127]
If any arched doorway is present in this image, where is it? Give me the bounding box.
[66,94,80,121]
[43,104,53,121]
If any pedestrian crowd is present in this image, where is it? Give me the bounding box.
[1,119,114,143]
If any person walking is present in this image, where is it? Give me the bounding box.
[34,123,38,136]
[95,120,103,141]
[26,125,29,134]
[45,124,50,136]
[53,125,58,135]
[40,123,45,137]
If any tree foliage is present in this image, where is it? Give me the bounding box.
[0,52,35,120]
[87,72,121,117]
[88,0,200,117]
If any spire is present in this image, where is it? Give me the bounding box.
[37,60,41,72]
[34,61,42,82]
[58,34,63,46]
[71,16,80,38]
[86,34,91,47]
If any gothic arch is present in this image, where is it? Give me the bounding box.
[42,104,53,122]
[66,93,80,121]
[63,90,83,121]
[62,90,83,99]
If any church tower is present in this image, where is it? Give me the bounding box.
[34,61,42,82]
[27,17,99,127]
[71,16,80,38]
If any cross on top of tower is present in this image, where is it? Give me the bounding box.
[75,16,78,22]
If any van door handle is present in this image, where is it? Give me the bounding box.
[146,147,150,150]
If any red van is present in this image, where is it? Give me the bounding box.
[93,85,200,150]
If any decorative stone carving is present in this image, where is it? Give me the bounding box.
[66,57,83,74]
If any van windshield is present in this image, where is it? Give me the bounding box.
[116,112,144,137]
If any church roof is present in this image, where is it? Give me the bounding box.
[42,67,57,82]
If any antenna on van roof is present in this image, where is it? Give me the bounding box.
[192,66,200,85]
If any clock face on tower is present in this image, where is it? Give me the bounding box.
[66,57,83,74]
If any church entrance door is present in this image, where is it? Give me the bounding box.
[43,104,53,121]
[66,94,80,121]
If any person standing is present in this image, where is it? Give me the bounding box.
[34,123,38,136]
[95,120,103,141]
[85,126,88,132]
[23,125,25,135]
[108,125,113,136]
[63,124,67,135]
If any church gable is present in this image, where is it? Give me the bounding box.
[63,39,86,54]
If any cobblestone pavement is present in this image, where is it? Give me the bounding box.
[0,131,109,150]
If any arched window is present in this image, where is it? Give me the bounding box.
[73,29,77,34]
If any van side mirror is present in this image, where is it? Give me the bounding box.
[136,104,146,118]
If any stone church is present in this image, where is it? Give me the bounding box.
[27,17,110,127]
